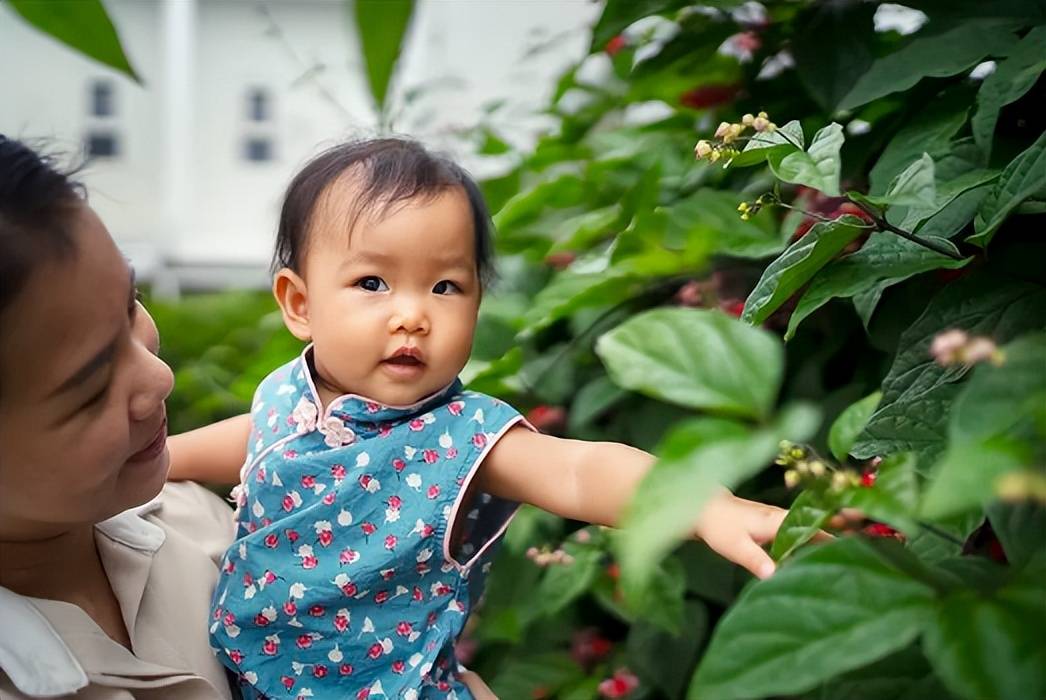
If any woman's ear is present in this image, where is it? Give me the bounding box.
[273,268,312,341]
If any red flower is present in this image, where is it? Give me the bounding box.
[860,471,877,488]
[331,463,346,479]
[387,495,403,509]
[296,634,314,649]
[545,250,577,269]
[391,660,406,674]
[423,449,439,464]
[367,643,383,659]
[392,458,407,472]
[283,600,297,616]
[308,604,325,617]
[720,299,746,317]
[282,676,295,690]
[427,484,441,499]
[384,535,398,550]
[605,34,627,56]
[598,669,640,698]
[313,664,328,678]
[375,590,390,605]
[525,405,567,434]
[301,474,316,488]
[679,83,740,109]
[396,621,413,636]
[318,530,334,547]
[339,663,354,675]
[863,522,903,540]
[264,533,279,548]
[361,522,377,536]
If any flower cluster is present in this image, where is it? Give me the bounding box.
[526,545,575,567]
[930,329,1004,367]
[598,668,640,698]
[775,441,861,492]
[694,112,778,163]
[736,192,775,221]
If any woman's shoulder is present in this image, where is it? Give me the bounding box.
[147,481,236,565]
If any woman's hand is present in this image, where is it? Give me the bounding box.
[693,491,787,580]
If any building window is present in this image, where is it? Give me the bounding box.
[244,137,273,162]
[91,80,114,117]
[247,88,270,122]
[87,131,119,158]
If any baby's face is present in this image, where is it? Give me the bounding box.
[299,184,480,407]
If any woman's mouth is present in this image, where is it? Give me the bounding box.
[127,418,168,463]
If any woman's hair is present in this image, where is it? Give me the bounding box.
[0,136,83,319]
[273,138,496,287]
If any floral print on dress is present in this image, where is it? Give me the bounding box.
[210,348,527,699]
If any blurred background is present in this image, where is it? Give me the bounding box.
[1,0,598,293]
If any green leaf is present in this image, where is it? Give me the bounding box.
[353,0,415,112]
[770,123,844,196]
[661,189,786,259]
[805,648,955,700]
[490,651,585,699]
[690,538,936,700]
[868,154,938,208]
[518,269,637,338]
[620,555,687,634]
[536,542,603,616]
[597,308,785,418]
[923,574,1046,700]
[770,489,833,561]
[7,0,139,81]
[829,392,882,462]
[628,600,708,698]
[785,232,970,340]
[729,120,804,168]
[568,376,628,432]
[869,93,971,194]
[845,453,921,534]
[970,130,1046,247]
[987,501,1046,570]
[741,216,867,327]
[616,404,821,588]
[972,26,1046,158]
[852,274,1046,464]
[792,2,878,112]
[838,20,1020,110]
[589,0,684,49]
[897,168,1001,232]
[921,334,1046,518]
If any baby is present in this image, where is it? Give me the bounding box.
[169,139,787,699]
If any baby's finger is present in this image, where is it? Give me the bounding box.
[712,534,776,580]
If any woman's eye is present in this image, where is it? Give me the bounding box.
[356,276,389,292]
[433,280,461,295]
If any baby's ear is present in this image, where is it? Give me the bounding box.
[273,268,312,341]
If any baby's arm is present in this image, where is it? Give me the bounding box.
[166,414,251,484]
[479,426,784,579]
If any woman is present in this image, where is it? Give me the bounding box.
[0,136,499,700]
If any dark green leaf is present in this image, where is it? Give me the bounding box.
[785,232,970,341]
[805,648,955,700]
[770,489,833,561]
[897,168,1000,233]
[8,0,139,81]
[845,453,921,534]
[829,392,882,462]
[987,501,1046,570]
[596,308,784,419]
[568,376,628,432]
[869,93,971,194]
[353,0,414,111]
[519,269,637,337]
[742,216,867,326]
[620,555,687,634]
[852,274,1046,464]
[923,574,1046,700]
[490,651,585,699]
[838,20,1020,110]
[972,26,1046,158]
[770,123,844,195]
[864,154,937,208]
[970,130,1046,247]
[792,2,878,112]
[690,538,936,700]
[616,404,821,588]
[628,600,708,698]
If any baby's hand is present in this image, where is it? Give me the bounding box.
[693,491,787,580]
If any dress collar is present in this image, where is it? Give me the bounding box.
[295,344,461,427]
[0,499,165,697]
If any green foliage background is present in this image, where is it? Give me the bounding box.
[13,0,1045,697]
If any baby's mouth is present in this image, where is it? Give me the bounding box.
[384,356,424,367]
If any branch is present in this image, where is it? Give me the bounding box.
[850,200,965,260]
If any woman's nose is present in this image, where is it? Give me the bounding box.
[128,348,175,422]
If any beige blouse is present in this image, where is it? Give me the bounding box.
[0,481,237,699]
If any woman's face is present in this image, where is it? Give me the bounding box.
[0,205,174,540]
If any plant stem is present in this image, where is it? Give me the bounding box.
[850,200,965,260]
[917,521,966,547]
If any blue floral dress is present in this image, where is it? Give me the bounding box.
[209,348,529,700]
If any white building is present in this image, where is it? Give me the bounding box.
[0,0,599,295]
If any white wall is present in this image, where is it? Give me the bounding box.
[0,0,599,292]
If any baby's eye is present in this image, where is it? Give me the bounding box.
[433,280,461,295]
[356,276,389,292]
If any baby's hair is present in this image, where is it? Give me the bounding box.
[273,137,495,288]
[0,136,84,320]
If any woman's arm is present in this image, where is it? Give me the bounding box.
[478,426,783,579]
[166,414,251,484]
